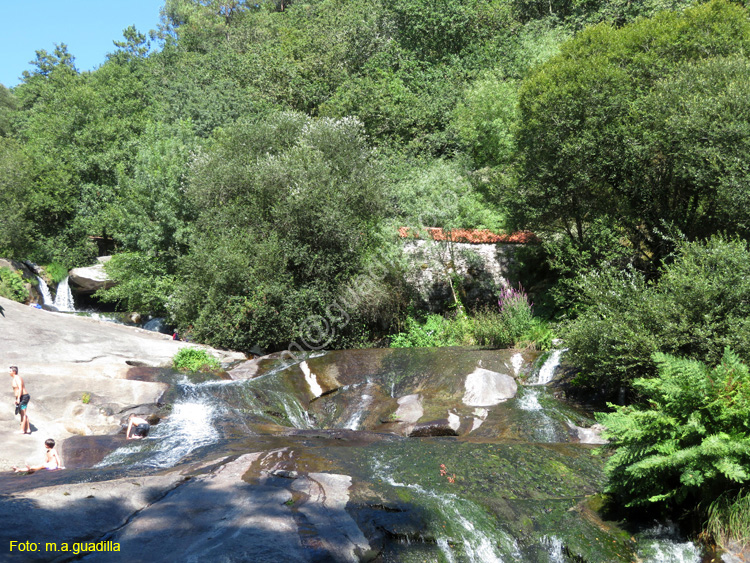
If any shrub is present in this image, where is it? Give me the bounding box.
[389,295,554,350]
[44,263,69,284]
[173,347,221,373]
[598,348,750,523]
[390,313,471,347]
[498,285,534,343]
[0,267,29,303]
[566,237,750,397]
[471,309,511,348]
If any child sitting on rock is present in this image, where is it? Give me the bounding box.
[13,438,63,473]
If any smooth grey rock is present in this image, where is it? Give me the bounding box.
[69,261,116,292]
[570,423,608,445]
[86,453,308,563]
[462,367,517,406]
[0,472,185,562]
[291,472,373,562]
[393,394,423,424]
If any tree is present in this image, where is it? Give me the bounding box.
[514,0,750,267]
[171,111,391,351]
[0,85,17,137]
[565,237,750,397]
[0,139,33,258]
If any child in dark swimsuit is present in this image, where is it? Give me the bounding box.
[126,414,150,439]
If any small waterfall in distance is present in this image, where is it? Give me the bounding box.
[533,349,566,385]
[53,276,76,312]
[35,276,53,305]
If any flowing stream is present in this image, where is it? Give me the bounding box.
[83,348,703,562]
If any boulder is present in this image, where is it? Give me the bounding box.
[462,367,518,406]
[69,258,116,292]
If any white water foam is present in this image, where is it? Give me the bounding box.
[53,276,76,312]
[518,387,543,411]
[533,349,566,385]
[511,352,524,375]
[517,387,559,442]
[637,523,701,563]
[36,276,53,305]
[96,382,220,469]
[543,536,566,563]
[300,361,323,398]
[344,380,373,430]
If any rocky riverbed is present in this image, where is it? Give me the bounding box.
[0,296,709,562]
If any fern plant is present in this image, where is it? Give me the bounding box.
[598,348,750,515]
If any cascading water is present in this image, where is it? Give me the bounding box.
[343,379,373,430]
[53,276,76,312]
[35,276,53,305]
[517,386,562,442]
[372,457,521,563]
[97,379,221,469]
[515,350,570,443]
[636,523,701,563]
[533,349,566,385]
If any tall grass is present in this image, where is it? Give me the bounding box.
[706,489,750,550]
[390,285,554,349]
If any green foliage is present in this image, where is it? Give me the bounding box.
[172,347,221,372]
[567,237,750,396]
[598,348,750,520]
[706,489,750,550]
[81,392,91,404]
[0,267,29,303]
[515,0,750,270]
[171,111,392,350]
[43,263,69,284]
[390,313,471,348]
[450,75,519,169]
[0,139,33,258]
[95,253,175,314]
[390,157,506,231]
[391,287,553,349]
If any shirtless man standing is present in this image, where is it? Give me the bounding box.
[9,366,31,434]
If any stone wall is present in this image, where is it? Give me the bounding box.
[402,239,521,311]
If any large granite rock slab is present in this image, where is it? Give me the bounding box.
[0,296,245,471]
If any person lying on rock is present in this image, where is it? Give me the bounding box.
[9,366,31,434]
[13,438,62,473]
[126,414,150,439]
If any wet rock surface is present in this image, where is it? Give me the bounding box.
[0,302,707,562]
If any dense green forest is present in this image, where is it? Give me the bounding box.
[2,0,750,547]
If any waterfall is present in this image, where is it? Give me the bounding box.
[517,386,559,442]
[344,380,373,430]
[532,349,566,385]
[53,276,76,312]
[636,523,701,563]
[35,276,53,305]
[96,379,222,469]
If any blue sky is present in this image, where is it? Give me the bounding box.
[1,0,164,88]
